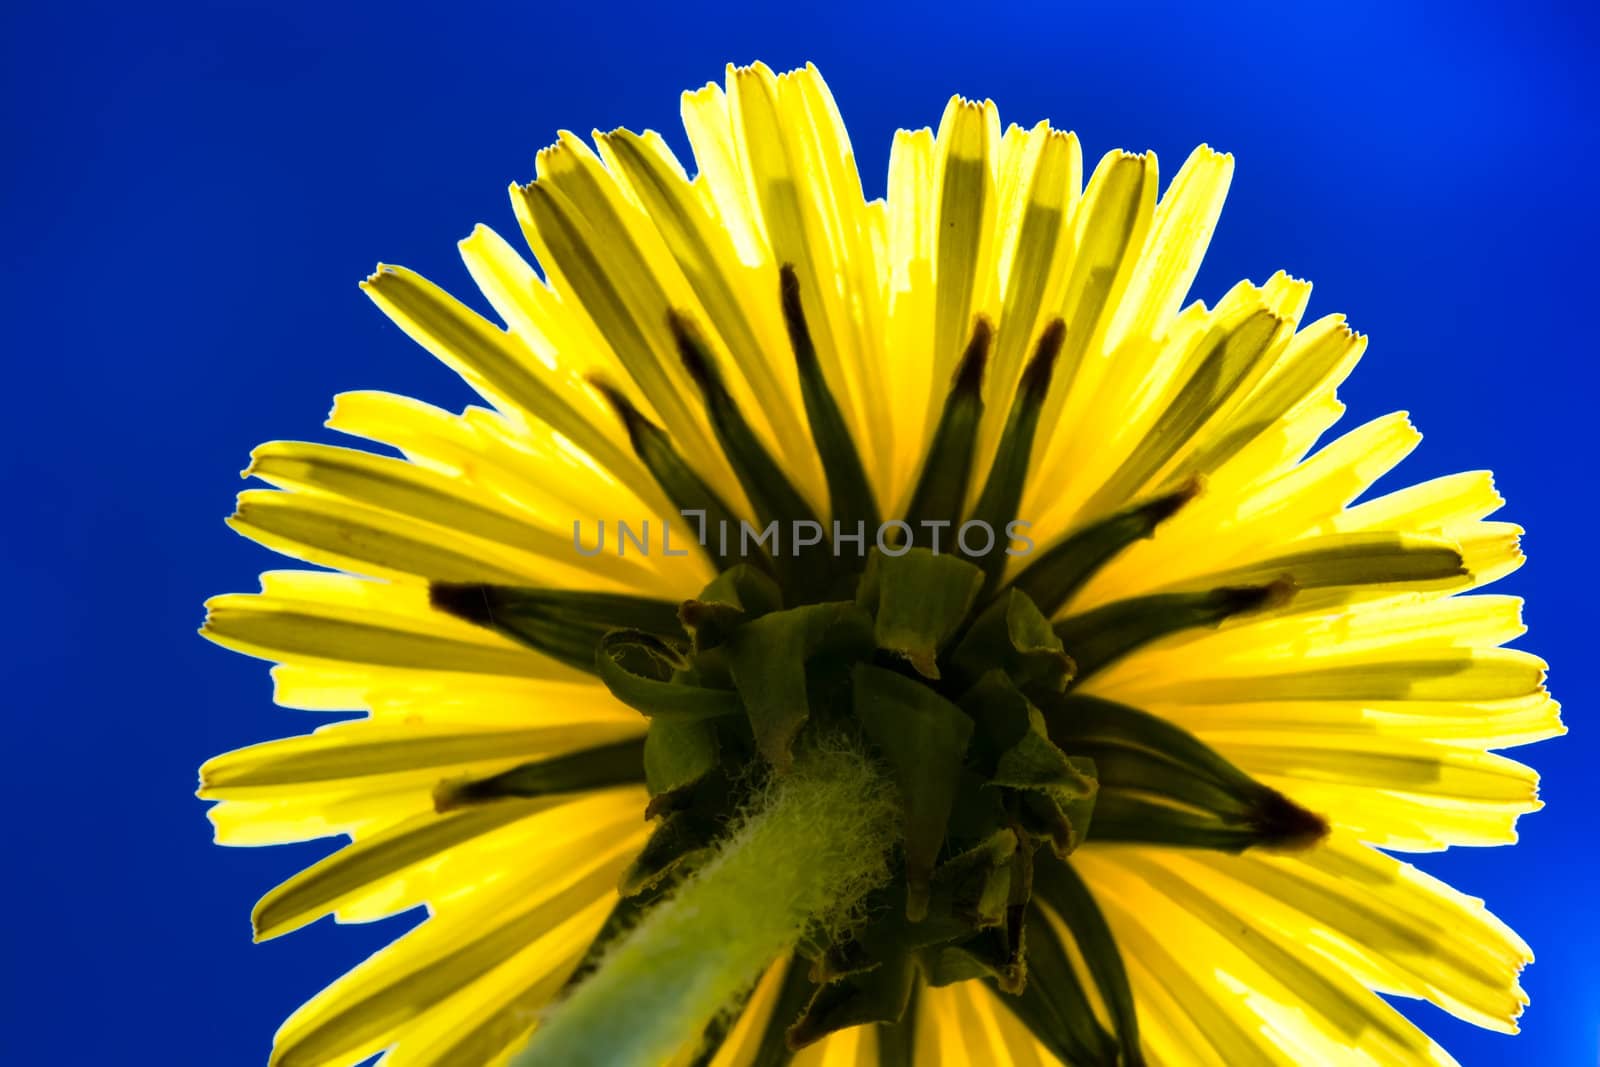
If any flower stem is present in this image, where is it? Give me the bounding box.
[514,740,897,1067]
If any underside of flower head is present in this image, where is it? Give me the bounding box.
[424,279,1351,1061]
[198,61,1557,1067]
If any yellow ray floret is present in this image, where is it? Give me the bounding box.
[198,61,1554,1067]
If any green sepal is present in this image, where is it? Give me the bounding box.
[796,837,1032,1042]
[787,948,917,1051]
[950,588,1075,693]
[1002,844,1034,988]
[642,718,720,801]
[618,810,717,897]
[432,736,644,811]
[806,938,880,986]
[962,672,1097,857]
[933,828,1018,933]
[944,766,1014,845]
[1190,531,1467,590]
[1033,853,1144,1066]
[995,902,1119,1067]
[853,664,975,920]
[1008,478,1201,617]
[902,319,992,532]
[725,602,874,771]
[1066,741,1246,817]
[934,838,1030,998]
[596,629,744,723]
[860,834,1021,957]
[678,564,784,652]
[1040,693,1327,850]
[921,941,997,987]
[591,377,757,574]
[1054,581,1289,684]
[1083,792,1279,851]
[874,984,921,1067]
[429,582,683,675]
[862,548,985,679]
[924,913,1026,994]
[1042,693,1243,791]
[780,264,882,536]
[1019,781,1098,859]
[964,318,1067,583]
[670,311,827,587]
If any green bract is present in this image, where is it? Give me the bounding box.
[436,534,1321,1056]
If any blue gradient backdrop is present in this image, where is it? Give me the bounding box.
[3,2,1594,1063]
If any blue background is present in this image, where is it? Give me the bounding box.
[3,2,1594,1063]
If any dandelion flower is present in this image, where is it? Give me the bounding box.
[200,62,1559,1067]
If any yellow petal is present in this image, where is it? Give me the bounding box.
[1097,849,1459,1066]
[973,124,1081,487]
[927,94,1001,433]
[1108,144,1234,349]
[201,585,584,681]
[595,127,823,498]
[198,719,638,798]
[251,790,638,940]
[1027,150,1158,516]
[361,264,646,498]
[271,833,639,1067]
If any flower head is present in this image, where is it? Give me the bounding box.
[201,62,1556,1066]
